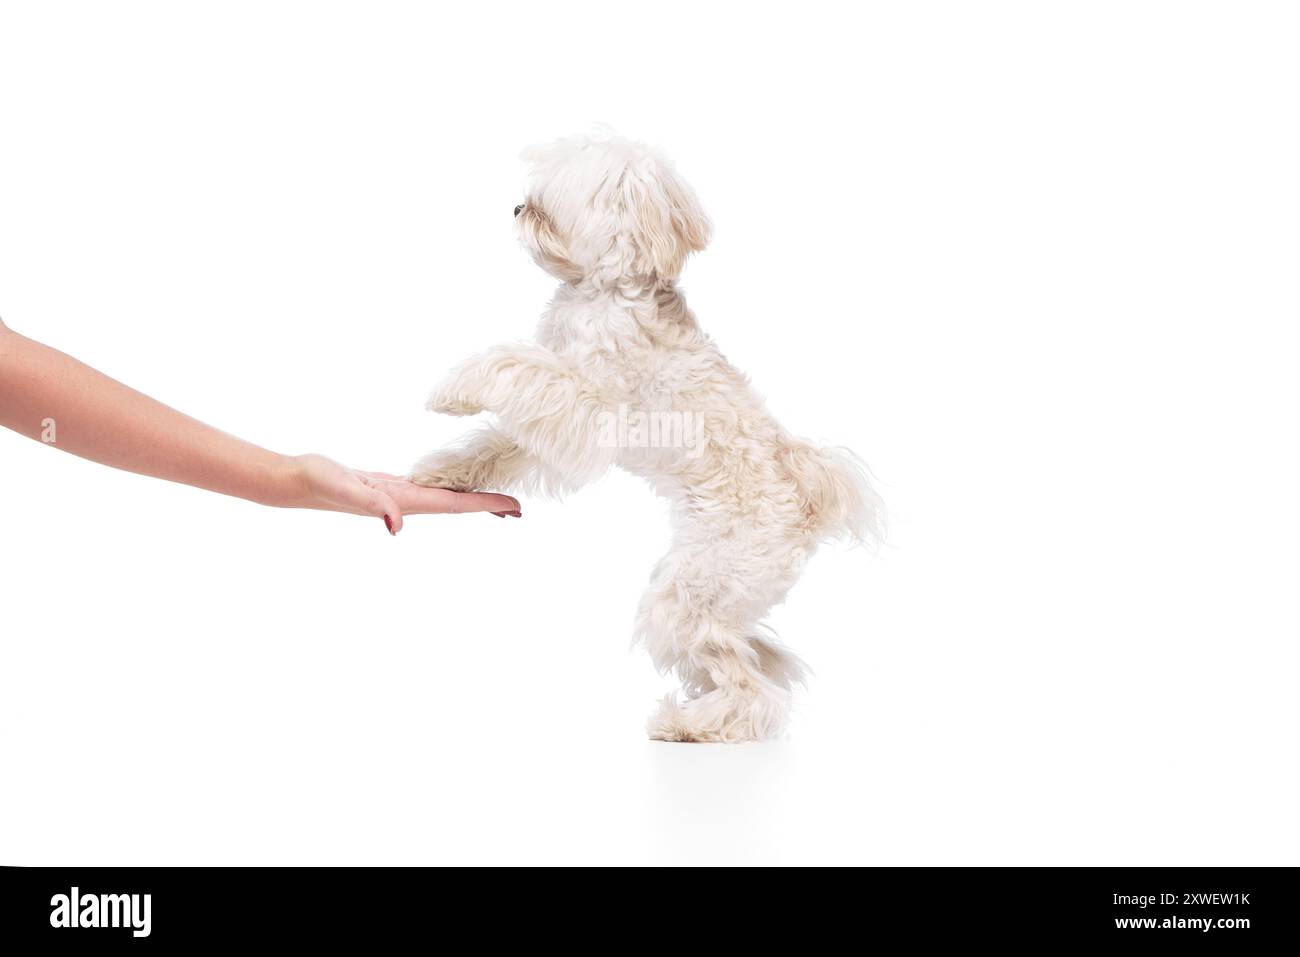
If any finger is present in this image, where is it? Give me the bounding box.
[396,486,520,515]
[359,487,404,535]
[360,471,405,482]
[451,492,522,515]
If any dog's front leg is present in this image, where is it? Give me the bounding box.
[410,425,531,492]
[428,343,615,486]
[410,425,574,497]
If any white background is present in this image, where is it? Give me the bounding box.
[1,2,1297,866]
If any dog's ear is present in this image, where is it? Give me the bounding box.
[530,207,570,262]
[628,160,711,279]
[520,203,584,281]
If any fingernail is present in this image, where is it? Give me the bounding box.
[492,511,506,518]
[508,510,522,518]
[384,514,395,535]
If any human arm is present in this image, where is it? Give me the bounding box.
[0,318,520,532]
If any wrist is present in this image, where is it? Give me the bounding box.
[258,452,309,508]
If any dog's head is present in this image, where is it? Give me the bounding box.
[514,132,711,286]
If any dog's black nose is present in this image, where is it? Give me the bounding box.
[514,204,525,218]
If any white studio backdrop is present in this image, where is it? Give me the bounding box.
[1,2,1296,865]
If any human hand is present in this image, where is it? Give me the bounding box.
[284,453,521,534]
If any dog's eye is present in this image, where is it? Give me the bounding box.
[514,204,525,218]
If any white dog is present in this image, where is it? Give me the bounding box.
[411,132,882,742]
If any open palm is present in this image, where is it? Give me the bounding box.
[292,454,520,534]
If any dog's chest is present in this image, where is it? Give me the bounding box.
[537,299,633,352]
[535,301,654,386]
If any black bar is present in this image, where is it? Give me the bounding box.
[0,866,1294,946]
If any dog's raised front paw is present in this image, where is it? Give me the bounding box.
[426,385,484,417]
[408,451,482,492]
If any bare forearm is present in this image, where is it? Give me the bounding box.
[0,323,293,505]
[0,319,522,526]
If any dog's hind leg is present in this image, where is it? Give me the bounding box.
[747,628,809,691]
[645,654,791,743]
[636,531,805,743]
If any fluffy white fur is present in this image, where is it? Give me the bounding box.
[411,132,882,742]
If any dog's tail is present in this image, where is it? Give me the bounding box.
[781,438,885,546]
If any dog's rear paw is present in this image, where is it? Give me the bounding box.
[646,689,789,743]
[647,694,713,742]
